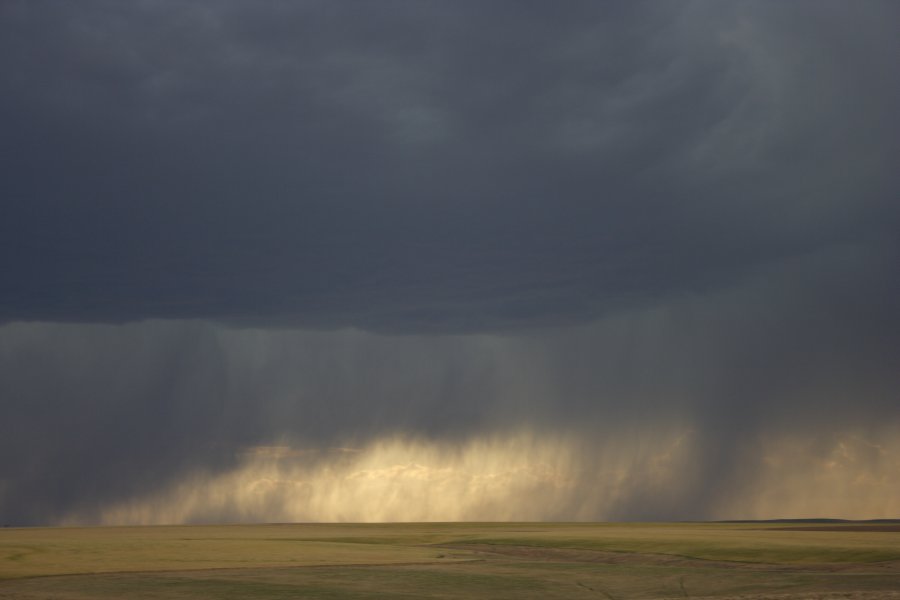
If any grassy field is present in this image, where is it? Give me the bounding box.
[2,522,899,598]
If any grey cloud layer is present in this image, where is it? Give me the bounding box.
[2,243,897,524]
[2,1,896,329]
[1,1,898,525]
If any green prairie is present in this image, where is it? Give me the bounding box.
[2,522,899,598]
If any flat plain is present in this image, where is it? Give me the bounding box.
[2,521,899,599]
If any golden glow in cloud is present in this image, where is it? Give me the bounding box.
[721,431,900,520]
[73,429,692,525]
[67,428,900,525]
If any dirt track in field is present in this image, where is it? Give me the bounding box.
[685,594,900,600]
[436,543,900,573]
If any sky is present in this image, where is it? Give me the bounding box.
[1,1,898,526]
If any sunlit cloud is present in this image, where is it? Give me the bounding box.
[722,430,900,520]
[62,428,900,526]
[68,429,690,525]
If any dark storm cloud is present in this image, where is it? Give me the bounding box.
[1,1,899,525]
[1,240,897,524]
[2,0,896,330]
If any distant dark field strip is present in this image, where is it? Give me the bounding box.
[765,526,900,533]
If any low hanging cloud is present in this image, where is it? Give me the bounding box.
[0,2,898,525]
[65,431,900,526]
[2,245,897,525]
